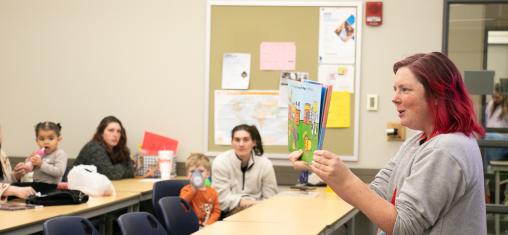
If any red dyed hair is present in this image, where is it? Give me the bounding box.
[393,52,484,137]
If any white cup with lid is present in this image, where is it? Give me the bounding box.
[158,150,174,180]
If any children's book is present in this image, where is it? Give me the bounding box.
[288,79,332,163]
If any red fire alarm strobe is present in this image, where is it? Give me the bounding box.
[366,1,383,26]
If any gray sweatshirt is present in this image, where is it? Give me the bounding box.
[33,149,67,184]
[212,150,278,212]
[370,132,486,235]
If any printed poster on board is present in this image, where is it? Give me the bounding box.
[318,7,357,64]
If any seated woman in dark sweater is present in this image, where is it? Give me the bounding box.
[73,116,134,180]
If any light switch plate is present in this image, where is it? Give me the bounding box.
[367,94,378,111]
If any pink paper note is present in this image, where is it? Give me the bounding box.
[260,42,296,71]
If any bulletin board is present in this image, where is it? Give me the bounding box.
[205,1,362,161]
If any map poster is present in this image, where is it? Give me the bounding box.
[214,90,288,145]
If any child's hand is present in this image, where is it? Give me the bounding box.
[19,155,33,172]
[30,154,42,167]
[288,150,310,171]
[239,198,256,208]
[13,163,28,179]
[143,165,158,178]
[14,162,25,172]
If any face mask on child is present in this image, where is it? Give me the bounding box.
[191,170,204,188]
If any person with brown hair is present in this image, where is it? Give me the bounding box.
[484,83,508,164]
[73,116,134,180]
[26,121,68,184]
[212,124,278,217]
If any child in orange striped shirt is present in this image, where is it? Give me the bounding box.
[179,153,220,226]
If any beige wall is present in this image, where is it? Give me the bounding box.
[0,0,443,169]
[0,0,206,162]
[351,0,442,168]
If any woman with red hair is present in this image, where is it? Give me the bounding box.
[290,52,486,234]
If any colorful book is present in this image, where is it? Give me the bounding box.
[288,79,332,163]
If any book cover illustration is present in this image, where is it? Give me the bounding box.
[288,80,331,163]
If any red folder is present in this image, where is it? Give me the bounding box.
[142,131,179,155]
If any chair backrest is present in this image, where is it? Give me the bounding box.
[118,212,167,235]
[158,196,199,235]
[43,216,100,235]
[152,179,188,226]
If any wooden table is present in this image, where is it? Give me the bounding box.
[112,178,159,201]
[112,177,186,201]
[0,177,190,235]
[0,192,140,235]
[193,221,324,235]
[223,188,358,234]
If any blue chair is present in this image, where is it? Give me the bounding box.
[43,216,100,235]
[117,212,166,235]
[158,196,199,235]
[152,179,188,226]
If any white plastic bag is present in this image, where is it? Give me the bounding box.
[308,172,324,186]
[67,165,115,196]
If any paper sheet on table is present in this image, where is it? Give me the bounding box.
[327,92,350,128]
[139,178,164,182]
[278,190,318,198]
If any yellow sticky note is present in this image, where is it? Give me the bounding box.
[337,66,348,75]
[326,92,350,128]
